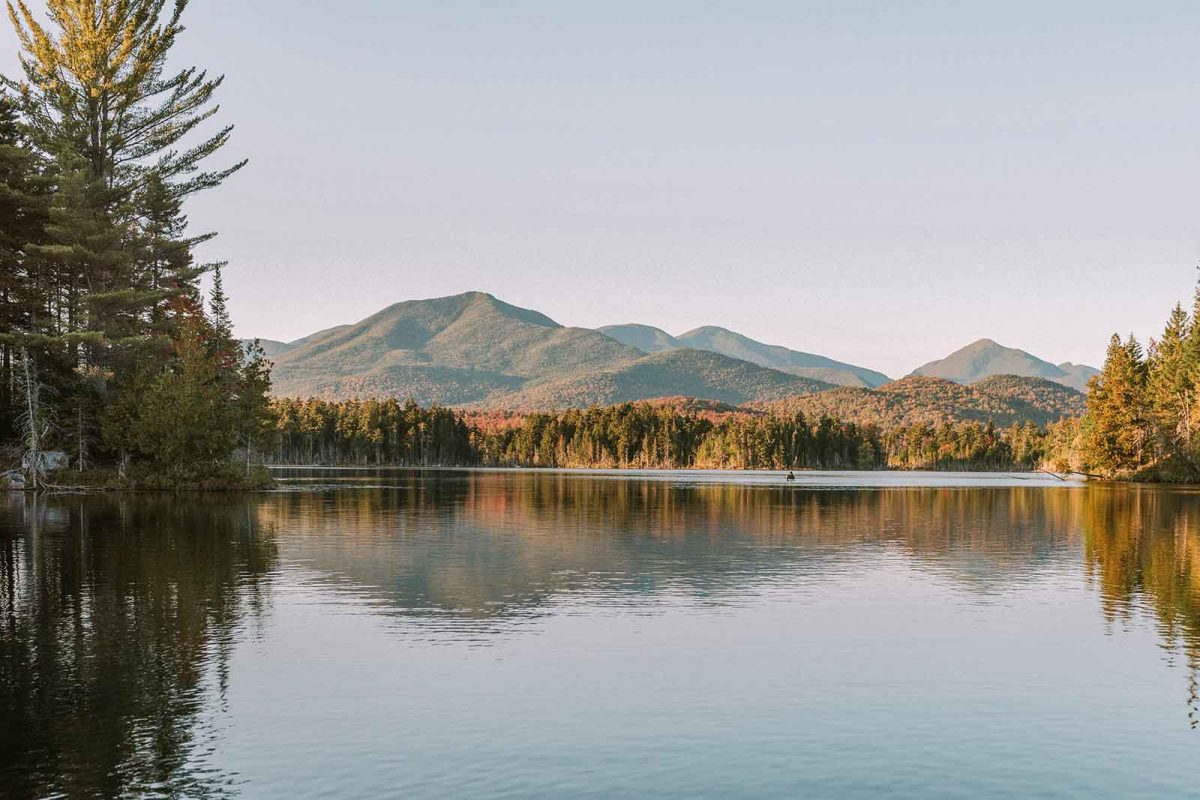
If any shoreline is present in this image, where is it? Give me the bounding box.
[11,466,1180,493]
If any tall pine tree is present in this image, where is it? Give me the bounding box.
[1084,333,1153,477]
[1148,303,1193,453]
[0,0,276,483]
[5,0,245,449]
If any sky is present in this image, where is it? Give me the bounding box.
[4,1,1199,377]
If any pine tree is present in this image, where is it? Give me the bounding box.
[126,297,235,482]
[209,265,233,341]
[0,91,48,441]
[234,339,274,476]
[6,0,246,198]
[5,0,246,467]
[1148,303,1193,456]
[1084,333,1154,476]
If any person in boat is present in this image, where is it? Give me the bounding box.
[786,471,796,482]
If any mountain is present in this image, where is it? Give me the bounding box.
[758,375,1085,429]
[267,292,833,407]
[598,324,889,387]
[268,292,638,403]
[259,293,1093,421]
[909,339,1098,392]
[482,350,832,410]
[1056,362,1101,392]
[596,324,681,354]
[255,339,297,358]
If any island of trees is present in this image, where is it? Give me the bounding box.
[0,0,272,488]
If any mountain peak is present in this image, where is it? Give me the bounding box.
[911,339,1097,392]
[680,325,737,337]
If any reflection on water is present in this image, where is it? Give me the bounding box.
[1078,485,1200,728]
[2,471,1200,798]
[264,474,1084,619]
[0,495,277,799]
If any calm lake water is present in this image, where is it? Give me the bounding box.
[2,469,1199,798]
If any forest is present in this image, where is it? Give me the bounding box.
[1052,282,1200,482]
[0,0,272,488]
[270,397,1056,472]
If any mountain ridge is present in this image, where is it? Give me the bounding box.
[253,292,1098,422]
[598,323,890,387]
[266,292,834,407]
[909,338,1098,392]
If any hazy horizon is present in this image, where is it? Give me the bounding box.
[4,1,1198,376]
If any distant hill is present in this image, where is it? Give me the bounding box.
[253,339,296,358]
[599,323,889,387]
[909,339,1098,392]
[758,375,1085,428]
[267,293,834,407]
[482,349,833,410]
[596,324,681,354]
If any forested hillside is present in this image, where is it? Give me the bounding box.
[755,375,1085,429]
[482,349,833,409]
[268,292,838,407]
[599,323,890,387]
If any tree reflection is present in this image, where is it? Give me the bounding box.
[5,472,1200,800]
[0,493,278,799]
[264,472,1200,726]
[259,473,1085,617]
[1080,486,1200,728]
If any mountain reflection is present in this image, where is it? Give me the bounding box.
[262,473,1087,618]
[262,471,1200,725]
[0,494,278,800]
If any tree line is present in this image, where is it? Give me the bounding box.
[0,1,272,487]
[270,398,1055,472]
[1043,281,1200,481]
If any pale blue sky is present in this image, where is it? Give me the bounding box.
[4,1,1199,376]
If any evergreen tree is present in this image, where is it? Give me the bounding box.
[0,0,271,485]
[0,91,48,441]
[1148,303,1193,457]
[235,339,274,475]
[209,265,233,341]
[5,0,245,465]
[1084,334,1153,476]
[125,297,235,482]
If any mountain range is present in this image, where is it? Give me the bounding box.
[255,292,1094,422]
[598,324,890,387]
[261,292,832,408]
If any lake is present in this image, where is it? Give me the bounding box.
[2,469,1199,798]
